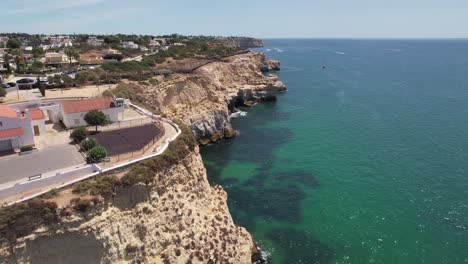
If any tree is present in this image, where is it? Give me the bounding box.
[88,145,107,163]
[36,77,45,97]
[104,36,121,45]
[81,138,97,151]
[31,47,44,58]
[0,87,6,98]
[70,127,87,143]
[64,47,79,66]
[84,110,108,132]
[6,39,21,49]
[31,61,43,72]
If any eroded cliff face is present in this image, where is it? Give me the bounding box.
[0,148,257,264]
[133,52,286,144]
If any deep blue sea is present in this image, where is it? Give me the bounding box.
[201,39,468,264]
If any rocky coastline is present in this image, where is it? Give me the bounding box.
[132,51,286,145]
[0,51,284,264]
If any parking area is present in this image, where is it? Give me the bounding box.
[0,143,85,185]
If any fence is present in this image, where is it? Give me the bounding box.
[106,122,164,163]
[94,117,153,132]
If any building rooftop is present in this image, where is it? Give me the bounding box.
[28,108,45,120]
[61,97,115,114]
[0,105,18,119]
[0,128,23,139]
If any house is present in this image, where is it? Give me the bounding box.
[45,52,76,66]
[21,54,34,63]
[59,97,124,128]
[102,48,121,55]
[87,37,104,47]
[149,39,161,48]
[122,41,139,49]
[0,105,45,151]
[0,36,9,47]
[79,51,103,65]
[49,36,73,48]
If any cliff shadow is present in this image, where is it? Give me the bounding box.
[13,233,105,264]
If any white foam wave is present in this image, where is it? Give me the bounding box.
[274,48,284,53]
[230,111,248,118]
[334,51,346,55]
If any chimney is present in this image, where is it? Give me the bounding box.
[25,109,30,120]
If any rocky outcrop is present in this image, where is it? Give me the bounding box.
[212,37,264,48]
[260,60,281,72]
[0,148,259,264]
[130,51,285,144]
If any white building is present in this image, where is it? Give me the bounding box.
[87,37,104,47]
[122,41,139,49]
[0,105,46,151]
[58,97,124,128]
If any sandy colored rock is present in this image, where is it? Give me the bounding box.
[0,148,257,264]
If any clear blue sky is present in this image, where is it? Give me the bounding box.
[1,0,467,38]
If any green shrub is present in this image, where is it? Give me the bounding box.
[88,145,107,163]
[41,189,59,199]
[101,61,149,73]
[81,138,97,151]
[72,175,120,197]
[70,127,87,143]
[71,198,91,212]
[0,199,58,243]
[20,145,33,152]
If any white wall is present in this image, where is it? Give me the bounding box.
[31,119,46,135]
[40,105,60,123]
[0,114,34,147]
[61,107,123,129]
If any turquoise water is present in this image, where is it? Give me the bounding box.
[200,40,468,264]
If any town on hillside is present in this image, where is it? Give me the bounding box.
[0,33,264,205]
[0,34,262,95]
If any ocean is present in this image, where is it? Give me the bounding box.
[200,39,468,264]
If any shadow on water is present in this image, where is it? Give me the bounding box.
[201,101,335,263]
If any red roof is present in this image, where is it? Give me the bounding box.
[29,108,45,120]
[0,105,18,119]
[0,128,23,139]
[61,98,114,114]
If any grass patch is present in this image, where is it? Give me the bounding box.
[101,61,150,73]
[72,175,121,197]
[40,189,59,199]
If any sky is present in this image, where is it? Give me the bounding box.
[0,0,467,38]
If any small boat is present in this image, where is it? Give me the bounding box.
[322,65,326,69]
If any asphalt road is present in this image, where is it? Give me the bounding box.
[0,143,85,185]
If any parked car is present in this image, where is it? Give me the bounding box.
[7,82,16,88]
[1,83,9,88]
[16,78,36,90]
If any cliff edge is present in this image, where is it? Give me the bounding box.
[116,51,285,144]
[0,147,259,264]
[0,51,282,264]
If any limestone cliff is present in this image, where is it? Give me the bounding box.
[130,51,285,144]
[0,148,258,264]
[0,51,283,264]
